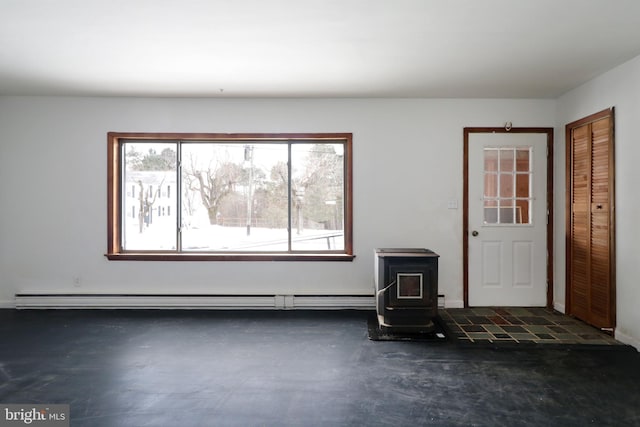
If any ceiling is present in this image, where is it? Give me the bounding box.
[2,0,640,99]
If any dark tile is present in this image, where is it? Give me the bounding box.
[467,316,493,324]
[503,316,524,325]
[502,325,527,333]
[526,308,553,316]
[462,324,486,333]
[548,313,570,322]
[493,333,512,339]
[578,334,606,340]
[483,325,505,334]
[452,316,471,325]
[535,333,556,340]
[488,315,510,325]
[554,318,580,325]
[441,308,624,347]
[524,325,551,334]
[470,308,496,316]
[506,307,534,316]
[554,333,580,341]
[510,332,538,341]
[519,316,553,325]
[494,308,511,316]
[564,325,600,335]
[468,332,493,340]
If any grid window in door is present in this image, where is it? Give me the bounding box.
[483,147,533,225]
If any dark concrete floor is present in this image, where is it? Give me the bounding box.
[0,309,638,427]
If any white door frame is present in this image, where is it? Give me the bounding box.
[463,127,554,308]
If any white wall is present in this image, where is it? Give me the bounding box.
[0,97,555,308]
[556,54,640,349]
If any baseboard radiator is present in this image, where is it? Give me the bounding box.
[14,294,375,310]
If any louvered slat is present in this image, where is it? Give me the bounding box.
[570,125,591,320]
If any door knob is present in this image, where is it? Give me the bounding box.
[472,230,479,237]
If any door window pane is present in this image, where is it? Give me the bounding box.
[484,200,498,224]
[484,173,497,198]
[516,149,531,172]
[499,173,514,198]
[498,204,518,224]
[515,173,530,197]
[516,199,530,224]
[500,149,514,171]
[484,149,498,172]
[483,147,533,225]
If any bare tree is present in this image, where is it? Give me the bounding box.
[184,155,242,225]
[181,173,198,225]
[296,145,343,230]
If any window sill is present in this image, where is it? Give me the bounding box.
[104,253,356,262]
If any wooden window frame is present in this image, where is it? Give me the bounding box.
[106,132,354,261]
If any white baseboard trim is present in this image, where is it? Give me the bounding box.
[614,330,640,351]
[444,299,464,309]
[553,302,566,313]
[0,300,15,309]
[14,294,376,310]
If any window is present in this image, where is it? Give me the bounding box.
[482,147,533,225]
[107,133,354,261]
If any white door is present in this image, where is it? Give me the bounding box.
[468,133,547,306]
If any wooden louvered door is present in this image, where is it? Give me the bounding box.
[566,108,615,330]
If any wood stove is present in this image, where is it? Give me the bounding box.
[374,248,439,332]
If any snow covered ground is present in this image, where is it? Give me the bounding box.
[123,222,343,252]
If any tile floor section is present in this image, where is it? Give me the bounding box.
[439,307,621,345]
